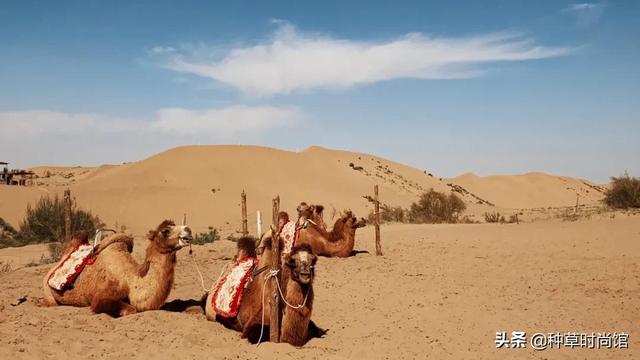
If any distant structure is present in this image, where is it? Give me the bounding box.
[0,161,35,186]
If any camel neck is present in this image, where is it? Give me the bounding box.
[128,245,177,311]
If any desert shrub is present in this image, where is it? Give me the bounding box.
[226,232,242,242]
[484,212,505,223]
[559,210,580,222]
[15,195,103,257]
[0,217,17,235]
[604,173,640,209]
[367,204,407,224]
[0,218,19,248]
[408,189,466,224]
[192,227,220,245]
[459,216,480,224]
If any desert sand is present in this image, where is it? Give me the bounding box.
[0,145,636,359]
[0,217,638,359]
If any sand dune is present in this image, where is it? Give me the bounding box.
[451,172,606,209]
[1,145,606,235]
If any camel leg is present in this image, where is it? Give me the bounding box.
[91,297,137,317]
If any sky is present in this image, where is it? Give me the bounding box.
[1,0,638,183]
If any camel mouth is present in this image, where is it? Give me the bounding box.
[354,218,367,228]
[178,235,192,247]
[298,271,313,283]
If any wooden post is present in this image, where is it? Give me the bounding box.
[374,185,382,256]
[270,196,281,343]
[241,190,248,236]
[256,210,262,238]
[63,189,72,243]
[515,213,519,225]
[575,193,580,215]
[182,213,187,225]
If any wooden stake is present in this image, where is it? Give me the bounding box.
[270,196,281,343]
[374,185,382,256]
[182,213,187,225]
[63,189,72,243]
[256,210,262,238]
[575,193,580,215]
[241,190,248,236]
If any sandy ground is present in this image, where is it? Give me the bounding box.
[1,216,638,359]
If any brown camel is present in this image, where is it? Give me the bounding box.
[205,236,273,342]
[296,207,366,257]
[42,220,192,317]
[280,243,317,346]
[205,238,319,346]
[255,203,325,256]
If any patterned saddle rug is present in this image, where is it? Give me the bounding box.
[280,221,299,255]
[47,243,95,291]
[212,257,259,318]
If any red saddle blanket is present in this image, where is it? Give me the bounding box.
[47,243,95,291]
[212,257,259,318]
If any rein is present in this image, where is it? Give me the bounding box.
[257,268,313,346]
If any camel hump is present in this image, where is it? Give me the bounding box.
[97,233,134,253]
[237,236,257,258]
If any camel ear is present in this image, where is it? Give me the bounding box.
[314,205,324,216]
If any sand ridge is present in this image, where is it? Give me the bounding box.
[0,145,606,235]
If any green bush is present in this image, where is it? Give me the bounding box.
[15,195,103,255]
[367,204,407,224]
[408,189,466,224]
[192,227,220,245]
[604,173,640,209]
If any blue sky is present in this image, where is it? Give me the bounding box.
[1,0,638,182]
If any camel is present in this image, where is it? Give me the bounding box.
[255,202,324,256]
[42,220,193,317]
[205,237,273,342]
[205,238,319,346]
[296,207,367,257]
[279,243,317,346]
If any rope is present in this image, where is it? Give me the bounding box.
[257,269,279,345]
[188,244,233,296]
[256,269,311,346]
[275,274,310,310]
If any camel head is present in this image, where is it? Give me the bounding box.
[339,211,367,230]
[297,203,326,229]
[286,244,317,285]
[147,220,193,253]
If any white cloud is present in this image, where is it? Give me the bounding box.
[154,23,573,96]
[570,3,598,11]
[153,106,302,135]
[0,106,301,140]
[566,3,605,25]
[0,110,138,138]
